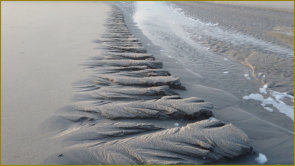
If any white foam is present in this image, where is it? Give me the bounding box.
[255,153,267,164]
[264,107,274,112]
[271,90,294,101]
[243,85,294,121]
[174,123,179,127]
[223,71,229,74]
[259,84,268,94]
[243,93,263,100]
[244,73,251,80]
[208,117,216,121]
[257,72,266,79]
[133,2,293,59]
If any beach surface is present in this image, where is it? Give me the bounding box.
[208,1,294,12]
[1,2,110,164]
[1,1,294,165]
[172,1,294,95]
[115,1,294,164]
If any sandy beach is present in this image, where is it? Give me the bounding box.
[1,2,110,164]
[1,1,294,165]
[172,1,294,96]
[208,1,294,12]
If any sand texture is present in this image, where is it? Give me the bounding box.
[43,9,252,164]
[2,2,293,164]
[173,1,294,95]
[1,2,110,164]
[208,1,294,12]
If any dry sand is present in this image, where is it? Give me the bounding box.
[1,2,110,164]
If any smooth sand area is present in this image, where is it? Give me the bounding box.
[1,2,110,164]
[208,1,294,12]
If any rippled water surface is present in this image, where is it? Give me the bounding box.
[114,1,294,122]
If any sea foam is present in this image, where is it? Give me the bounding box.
[243,85,294,121]
[255,153,267,164]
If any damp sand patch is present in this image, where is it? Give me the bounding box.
[43,7,254,164]
[267,26,294,48]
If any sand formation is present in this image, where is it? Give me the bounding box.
[45,8,253,164]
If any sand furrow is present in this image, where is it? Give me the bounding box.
[44,7,253,164]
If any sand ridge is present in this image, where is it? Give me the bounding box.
[43,7,253,164]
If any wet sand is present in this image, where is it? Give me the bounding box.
[1,1,294,165]
[173,1,294,95]
[43,8,254,165]
[115,2,294,164]
[159,3,294,164]
[1,2,110,164]
[209,1,294,12]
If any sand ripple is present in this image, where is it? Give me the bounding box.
[44,8,252,164]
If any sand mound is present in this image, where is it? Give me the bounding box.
[46,120,251,165]
[44,8,252,164]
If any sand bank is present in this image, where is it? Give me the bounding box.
[43,9,253,164]
[1,2,110,164]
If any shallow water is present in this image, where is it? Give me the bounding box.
[42,9,255,164]
[170,2,294,95]
[2,2,293,164]
[114,2,294,122]
[40,3,293,164]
